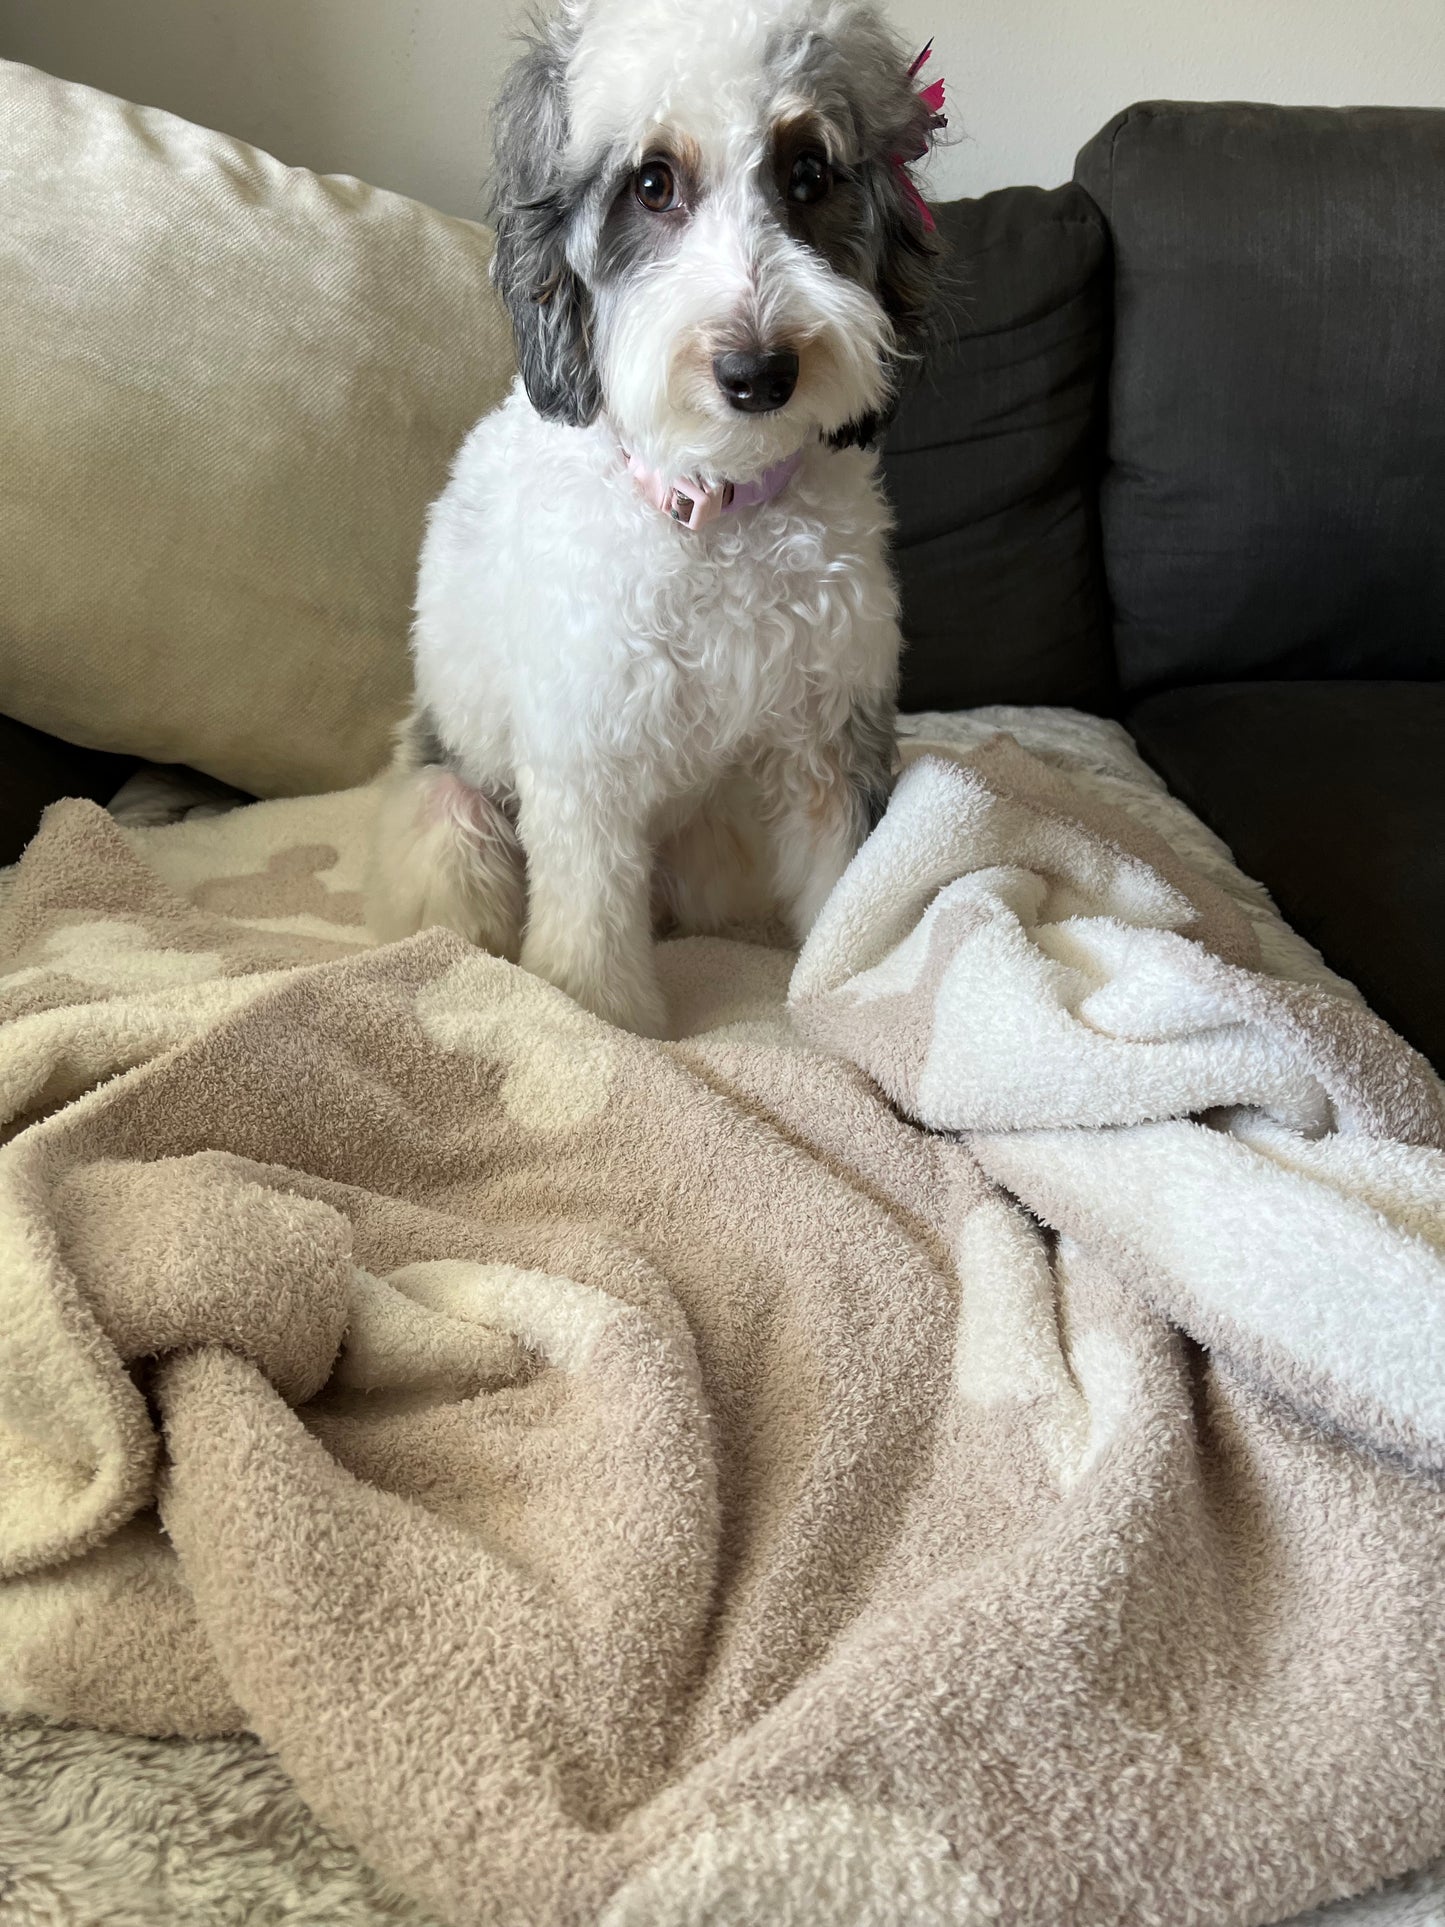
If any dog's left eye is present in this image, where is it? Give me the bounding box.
[636,159,679,212]
[788,151,832,205]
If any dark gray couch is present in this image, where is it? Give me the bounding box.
[5,100,1441,1067]
[885,100,1444,1070]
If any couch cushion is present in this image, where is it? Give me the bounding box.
[883,186,1115,714]
[1127,682,1445,1069]
[0,60,516,799]
[1076,103,1445,699]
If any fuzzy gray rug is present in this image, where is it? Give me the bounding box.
[0,1721,439,1926]
[2,1718,1443,1926]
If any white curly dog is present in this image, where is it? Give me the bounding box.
[369,0,944,1034]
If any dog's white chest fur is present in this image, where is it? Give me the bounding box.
[413,382,899,811]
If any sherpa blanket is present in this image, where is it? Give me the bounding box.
[1,710,1443,1927]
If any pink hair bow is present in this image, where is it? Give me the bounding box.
[891,41,947,233]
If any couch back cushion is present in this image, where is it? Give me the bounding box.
[0,60,515,798]
[884,186,1116,714]
[1075,102,1445,698]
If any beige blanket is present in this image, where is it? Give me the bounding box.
[2,717,1442,1927]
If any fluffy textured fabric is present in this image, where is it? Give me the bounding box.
[1,709,1443,1927]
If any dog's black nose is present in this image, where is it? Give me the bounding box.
[713,349,799,413]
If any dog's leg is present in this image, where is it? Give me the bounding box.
[763,699,897,944]
[765,758,866,944]
[654,776,774,935]
[518,775,668,1036]
[366,754,525,960]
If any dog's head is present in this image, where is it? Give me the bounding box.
[489,0,944,480]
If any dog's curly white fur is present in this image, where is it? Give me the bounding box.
[368,0,941,1034]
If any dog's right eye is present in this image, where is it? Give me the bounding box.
[635,160,679,212]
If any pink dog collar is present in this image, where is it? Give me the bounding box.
[625,448,805,531]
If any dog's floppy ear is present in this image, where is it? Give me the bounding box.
[829,86,944,451]
[489,30,603,427]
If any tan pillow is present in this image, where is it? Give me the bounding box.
[0,60,516,797]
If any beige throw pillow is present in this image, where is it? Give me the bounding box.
[0,60,516,797]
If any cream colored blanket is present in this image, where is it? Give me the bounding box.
[2,714,1442,1927]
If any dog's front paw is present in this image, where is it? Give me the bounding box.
[598,983,670,1039]
[570,975,671,1039]
[520,941,669,1039]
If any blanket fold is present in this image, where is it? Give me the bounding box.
[795,739,1444,1144]
[2,726,1442,1927]
[791,739,1445,1473]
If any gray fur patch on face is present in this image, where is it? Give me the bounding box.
[765,7,942,444]
[488,14,604,427]
[771,114,864,277]
[593,143,702,287]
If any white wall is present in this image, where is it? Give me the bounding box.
[3,0,1442,218]
[934,0,1445,199]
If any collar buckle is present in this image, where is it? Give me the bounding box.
[667,479,733,530]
